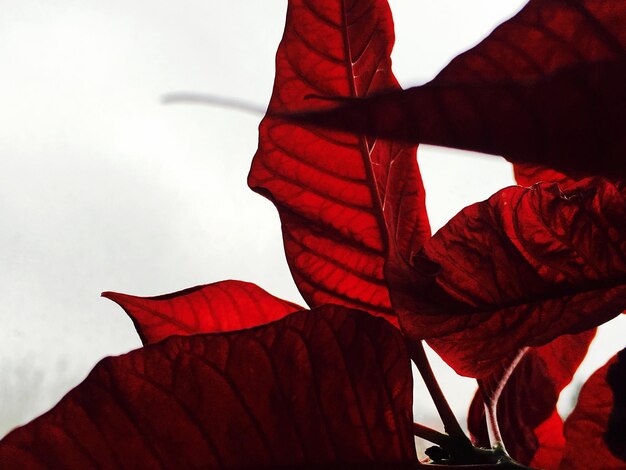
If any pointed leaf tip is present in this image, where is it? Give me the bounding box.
[103,280,303,344]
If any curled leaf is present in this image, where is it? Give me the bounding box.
[0,306,417,468]
[389,179,626,377]
[103,280,302,344]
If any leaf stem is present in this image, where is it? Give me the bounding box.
[407,342,536,469]
[479,348,528,451]
[482,393,504,449]
[406,340,467,441]
[412,422,452,448]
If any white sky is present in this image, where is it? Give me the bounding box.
[1,0,624,441]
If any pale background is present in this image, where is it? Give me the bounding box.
[1,0,624,442]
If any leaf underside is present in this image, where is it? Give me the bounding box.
[298,0,626,181]
[390,179,626,377]
[0,307,417,469]
[248,0,430,324]
[103,280,302,344]
[7,1,625,468]
[513,162,579,190]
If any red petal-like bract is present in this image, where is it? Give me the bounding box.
[0,307,417,468]
[468,330,596,469]
[390,179,626,377]
[299,0,626,180]
[248,0,430,323]
[514,163,579,190]
[560,348,626,469]
[102,280,302,344]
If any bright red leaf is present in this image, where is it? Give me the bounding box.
[468,330,596,468]
[388,178,626,377]
[248,0,430,324]
[0,306,418,468]
[297,0,626,180]
[103,280,302,344]
[8,0,626,466]
[560,348,626,469]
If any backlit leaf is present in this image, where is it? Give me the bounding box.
[298,0,626,180]
[0,306,417,468]
[513,163,579,190]
[248,0,430,324]
[103,280,302,344]
[560,348,626,469]
[390,179,625,377]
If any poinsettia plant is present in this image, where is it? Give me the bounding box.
[1,0,624,468]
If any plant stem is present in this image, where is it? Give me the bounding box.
[407,342,536,469]
[412,422,452,448]
[479,347,528,451]
[406,340,467,441]
[482,396,504,448]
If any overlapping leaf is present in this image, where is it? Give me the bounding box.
[103,280,302,344]
[514,163,579,190]
[468,330,596,468]
[248,0,430,324]
[389,178,626,377]
[560,348,626,469]
[298,0,626,180]
[0,306,417,468]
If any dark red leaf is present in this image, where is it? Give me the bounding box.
[248,0,430,324]
[514,163,579,190]
[560,347,626,469]
[388,178,626,377]
[468,330,596,468]
[102,280,302,344]
[298,0,626,180]
[0,306,417,468]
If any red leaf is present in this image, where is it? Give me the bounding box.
[389,178,626,377]
[298,0,626,180]
[561,348,626,469]
[102,280,302,344]
[248,0,430,323]
[468,330,596,468]
[0,306,417,468]
[514,163,579,190]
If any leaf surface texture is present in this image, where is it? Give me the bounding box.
[248,0,430,323]
[299,0,626,180]
[0,307,416,468]
[390,179,626,376]
[103,280,302,344]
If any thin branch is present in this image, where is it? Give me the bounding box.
[406,340,468,441]
[413,422,452,448]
